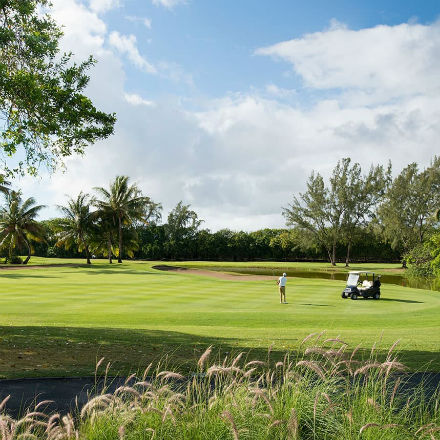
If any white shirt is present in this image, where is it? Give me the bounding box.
[278,276,287,287]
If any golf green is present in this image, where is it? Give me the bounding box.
[0,259,439,377]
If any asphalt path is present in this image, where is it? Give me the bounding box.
[0,376,132,418]
[0,373,439,418]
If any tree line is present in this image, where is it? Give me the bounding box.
[284,157,440,267]
[0,156,439,266]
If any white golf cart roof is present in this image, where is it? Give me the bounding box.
[348,271,378,275]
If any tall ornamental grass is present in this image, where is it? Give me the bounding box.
[1,334,439,439]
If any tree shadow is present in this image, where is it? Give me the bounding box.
[82,269,165,276]
[299,304,333,307]
[0,273,56,279]
[0,325,439,381]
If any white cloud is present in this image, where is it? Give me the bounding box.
[52,0,108,53]
[152,0,186,9]
[17,9,440,231]
[124,93,155,107]
[265,83,296,98]
[256,21,440,103]
[125,15,152,29]
[89,0,120,14]
[108,31,156,73]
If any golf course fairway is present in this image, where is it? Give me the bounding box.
[0,259,439,378]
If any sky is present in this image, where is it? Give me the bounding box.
[16,0,440,230]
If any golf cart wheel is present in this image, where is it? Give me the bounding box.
[341,292,346,299]
[351,293,358,300]
[373,292,380,300]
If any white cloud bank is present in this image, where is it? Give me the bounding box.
[17,7,440,231]
[152,0,186,10]
[89,0,120,14]
[256,21,440,103]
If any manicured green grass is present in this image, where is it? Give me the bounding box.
[0,259,439,377]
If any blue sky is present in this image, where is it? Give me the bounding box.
[101,0,440,100]
[17,0,440,229]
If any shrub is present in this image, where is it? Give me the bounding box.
[7,256,23,264]
[404,243,434,278]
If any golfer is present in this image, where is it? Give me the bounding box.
[277,272,287,303]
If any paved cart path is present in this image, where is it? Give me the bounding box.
[153,264,275,281]
[1,373,439,418]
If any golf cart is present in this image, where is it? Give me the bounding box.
[341,271,381,300]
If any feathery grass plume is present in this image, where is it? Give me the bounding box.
[315,330,326,343]
[197,345,212,370]
[300,332,318,346]
[80,394,113,418]
[359,423,380,434]
[231,352,244,367]
[62,414,74,438]
[296,360,326,380]
[345,409,353,424]
[322,402,338,416]
[324,338,348,346]
[287,408,298,438]
[266,344,274,365]
[222,356,229,367]
[22,411,48,420]
[33,401,54,412]
[220,410,240,440]
[0,395,10,413]
[305,347,326,356]
[269,419,284,428]
[381,424,402,429]
[349,343,361,364]
[243,367,257,378]
[114,386,142,399]
[386,339,401,361]
[381,359,406,378]
[354,362,381,376]
[145,427,156,439]
[157,372,185,381]
[415,423,436,435]
[118,425,125,439]
[275,361,284,368]
[142,362,153,381]
[370,342,377,359]
[95,357,105,374]
[367,398,380,411]
[325,348,345,358]
[124,373,136,385]
[162,405,176,424]
[245,360,266,368]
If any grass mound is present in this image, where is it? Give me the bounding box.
[1,336,439,439]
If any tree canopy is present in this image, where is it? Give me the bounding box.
[0,0,116,176]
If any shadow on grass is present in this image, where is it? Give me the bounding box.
[299,304,333,307]
[0,273,57,279]
[0,326,439,379]
[380,298,423,304]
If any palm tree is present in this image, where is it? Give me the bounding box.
[94,176,160,263]
[90,211,117,263]
[0,191,46,264]
[56,193,95,264]
[0,175,11,195]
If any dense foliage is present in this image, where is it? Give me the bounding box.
[0,0,116,176]
[1,156,439,267]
